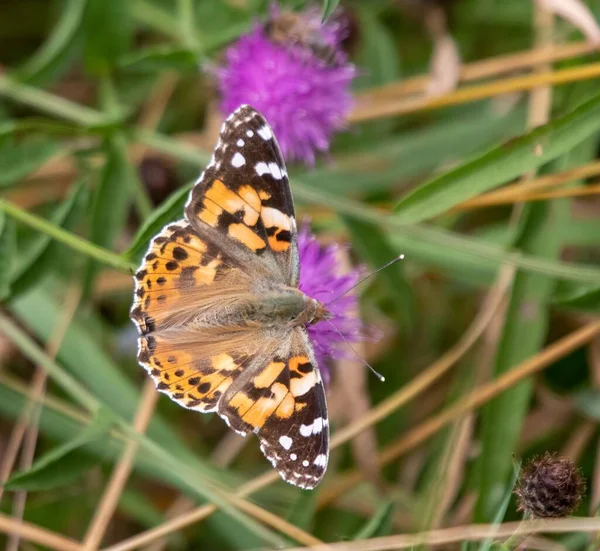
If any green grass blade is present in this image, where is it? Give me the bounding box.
[17,0,88,85]
[5,409,113,491]
[0,211,16,300]
[0,135,61,188]
[394,91,600,223]
[10,181,88,297]
[125,181,193,261]
[353,500,395,540]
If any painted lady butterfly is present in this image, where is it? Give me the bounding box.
[131,105,330,489]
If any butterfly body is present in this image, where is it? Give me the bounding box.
[131,105,331,489]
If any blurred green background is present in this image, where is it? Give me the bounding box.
[2,0,600,550]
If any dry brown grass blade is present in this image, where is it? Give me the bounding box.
[358,40,599,100]
[0,285,82,501]
[425,414,474,529]
[3,284,82,551]
[455,160,600,210]
[463,183,600,207]
[0,372,91,425]
[317,320,600,507]
[82,380,159,551]
[273,517,600,551]
[0,512,83,551]
[350,61,600,122]
[224,494,326,548]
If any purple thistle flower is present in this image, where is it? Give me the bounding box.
[298,224,366,382]
[216,7,357,165]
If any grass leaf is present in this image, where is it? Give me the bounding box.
[85,135,134,288]
[0,135,61,188]
[10,181,88,297]
[5,408,113,491]
[474,164,572,520]
[17,0,88,85]
[0,211,16,300]
[83,0,133,74]
[353,500,395,540]
[125,182,192,262]
[286,491,317,531]
[321,0,340,22]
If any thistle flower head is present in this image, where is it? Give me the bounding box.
[298,224,366,383]
[515,453,585,518]
[216,6,356,165]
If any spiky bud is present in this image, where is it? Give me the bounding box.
[515,453,585,518]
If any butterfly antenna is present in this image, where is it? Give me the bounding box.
[325,254,405,306]
[324,319,385,382]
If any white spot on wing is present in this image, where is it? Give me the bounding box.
[299,417,325,437]
[236,139,245,147]
[313,417,323,434]
[255,162,270,176]
[279,436,293,450]
[258,125,273,140]
[246,130,254,137]
[231,152,246,167]
[302,460,309,467]
[300,424,311,437]
[261,207,291,230]
[290,370,317,396]
[290,453,297,461]
[269,162,283,179]
[314,454,327,467]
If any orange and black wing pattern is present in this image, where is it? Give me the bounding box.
[130,220,228,335]
[184,105,299,286]
[219,328,329,489]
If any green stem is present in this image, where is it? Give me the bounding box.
[101,79,154,221]
[0,199,135,273]
[0,75,108,127]
[177,0,201,51]
[0,312,99,413]
[132,0,180,39]
[134,128,211,165]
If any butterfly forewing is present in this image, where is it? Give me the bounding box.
[185,105,299,286]
[131,105,329,489]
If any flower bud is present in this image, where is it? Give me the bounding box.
[515,453,585,518]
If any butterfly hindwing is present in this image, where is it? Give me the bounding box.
[219,327,329,489]
[184,105,299,286]
[137,328,269,413]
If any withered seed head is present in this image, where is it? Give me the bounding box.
[515,453,585,518]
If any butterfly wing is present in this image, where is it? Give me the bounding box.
[184,105,299,287]
[219,327,329,489]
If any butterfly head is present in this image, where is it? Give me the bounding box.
[305,297,332,326]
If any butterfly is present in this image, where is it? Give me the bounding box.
[130,105,331,489]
